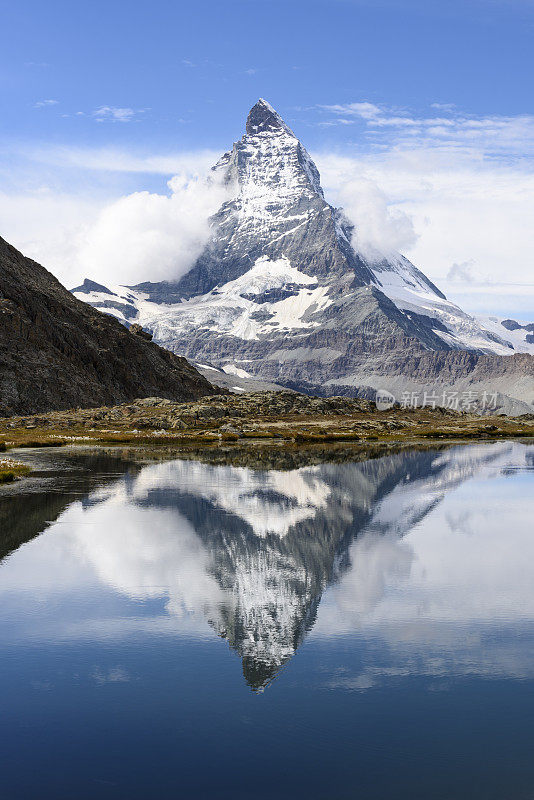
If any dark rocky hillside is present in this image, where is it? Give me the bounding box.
[0,236,217,416]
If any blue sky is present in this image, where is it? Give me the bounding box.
[1,0,534,317]
[3,0,534,150]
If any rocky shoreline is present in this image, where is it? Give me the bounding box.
[1,392,533,459]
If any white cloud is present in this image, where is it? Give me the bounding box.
[14,143,219,175]
[72,172,229,286]
[0,148,227,287]
[324,172,418,259]
[316,102,534,306]
[0,190,103,285]
[93,106,143,123]
[431,102,456,113]
[447,260,478,283]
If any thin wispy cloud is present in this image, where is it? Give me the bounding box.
[93,106,144,123]
[431,102,457,112]
[34,99,58,108]
[320,101,383,121]
[319,118,357,127]
[317,101,534,158]
[12,143,219,175]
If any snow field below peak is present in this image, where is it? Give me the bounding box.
[134,256,333,342]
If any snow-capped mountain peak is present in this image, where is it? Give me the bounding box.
[245,97,295,136]
[73,99,534,412]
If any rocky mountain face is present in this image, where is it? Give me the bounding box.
[0,236,217,416]
[73,99,534,412]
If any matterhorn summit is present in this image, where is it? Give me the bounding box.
[74,99,534,412]
[137,97,377,301]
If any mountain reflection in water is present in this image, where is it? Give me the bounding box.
[1,441,533,693]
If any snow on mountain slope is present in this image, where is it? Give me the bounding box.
[73,240,517,357]
[475,315,534,355]
[75,255,333,342]
[70,278,140,323]
[369,253,516,355]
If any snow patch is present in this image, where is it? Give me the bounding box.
[195,363,220,371]
[222,364,253,379]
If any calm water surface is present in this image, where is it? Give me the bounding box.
[1,442,534,799]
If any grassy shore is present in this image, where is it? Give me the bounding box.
[0,457,32,484]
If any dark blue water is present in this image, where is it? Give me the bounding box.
[1,442,534,799]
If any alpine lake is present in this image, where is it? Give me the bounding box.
[1,439,534,799]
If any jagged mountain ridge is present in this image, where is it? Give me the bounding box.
[73,99,534,411]
[0,236,216,416]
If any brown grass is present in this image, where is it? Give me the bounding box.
[18,439,66,448]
